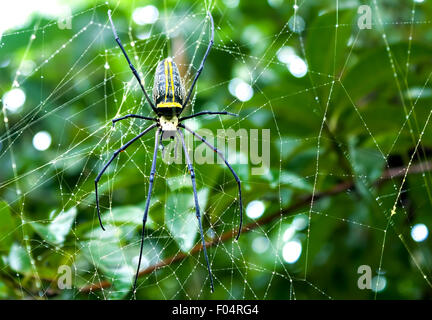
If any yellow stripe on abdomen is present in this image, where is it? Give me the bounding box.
[164,59,169,102]
[168,60,175,102]
[157,102,182,108]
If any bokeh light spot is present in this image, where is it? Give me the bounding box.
[411,223,428,242]
[282,240,302,264]
[132,5,159,25]
[2,88,26,113]
[32,131,52,151]
[246,200,265,219]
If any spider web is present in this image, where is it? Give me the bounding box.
[0,0,432,300]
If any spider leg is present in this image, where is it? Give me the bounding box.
[177,129,215,293]
[179,124,243,240]
[107,10,157,114]
[180,12,214,112]
[133,128,161,298]
[179,111,238,122]
[95,123,157,231]
[112,114,157,127]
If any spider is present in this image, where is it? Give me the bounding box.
[94,10,243,296]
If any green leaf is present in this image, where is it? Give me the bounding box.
[0,202,15,252]
[339,43,432,105]
[277,137,303,160]
[81,235,133,299]
[102,204,156,229]
[30,207,77,246]
[166,175,192,191]
[8,243,31,274]
[165,189,209,252]
[306,9,356,99]
[278,171,313,192]
[348,137,386,198]
[0,281,9,299]
[81,227,160,299]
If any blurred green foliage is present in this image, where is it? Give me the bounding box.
[0,0,432,299]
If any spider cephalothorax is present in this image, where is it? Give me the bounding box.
[95,10,243,297]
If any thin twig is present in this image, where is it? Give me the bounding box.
[79,161,432,293]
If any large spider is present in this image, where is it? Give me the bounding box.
[94,10,243,295]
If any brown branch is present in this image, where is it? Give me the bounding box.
[79,161,432,293]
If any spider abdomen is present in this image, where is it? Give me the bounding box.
[153,58,185,116]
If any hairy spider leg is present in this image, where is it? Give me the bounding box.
[95,124,157,230]
[179,123,243,240]
[133,128,161,298]
[180,12,214,112]
[179,111,238,122]
[178,129,215,293]
[112,114,157,127]
[108,10,157,114]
